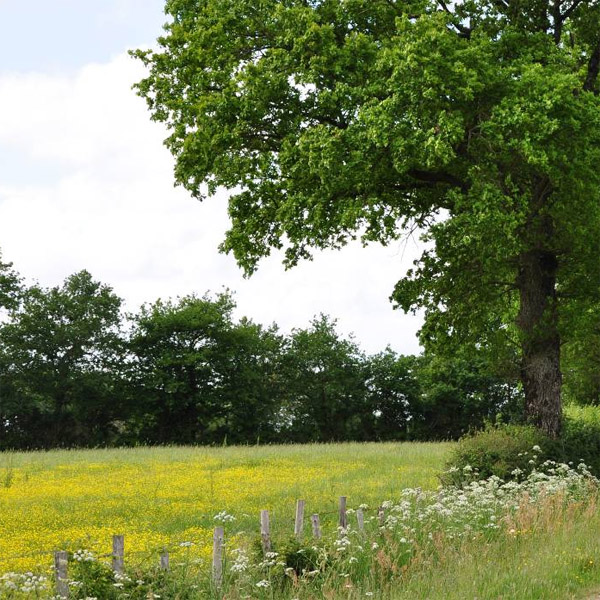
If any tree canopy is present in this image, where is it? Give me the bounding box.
[127,292,284,444]
[0,270,124,447]
[133,0,600,436]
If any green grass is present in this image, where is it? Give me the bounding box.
[0,441,452,488]
[3,442,600,599]
[0,442,453,574]
[389,500,600,599]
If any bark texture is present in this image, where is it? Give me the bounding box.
[517,246,562,437]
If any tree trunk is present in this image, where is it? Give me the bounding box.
[516,247,562,437]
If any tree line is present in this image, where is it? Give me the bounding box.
[0,254,530,450]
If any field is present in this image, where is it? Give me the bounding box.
[4,441,600,599]
[0,442,451,574]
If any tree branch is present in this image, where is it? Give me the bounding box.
[437,0,472,38]
[584,41,600,94]
[560,0,585,21]
[551,0,584,42]
[552,0,563,44]
[408,169,469,191]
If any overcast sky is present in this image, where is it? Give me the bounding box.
[0,1,424,355]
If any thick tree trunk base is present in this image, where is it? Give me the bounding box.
[522,343,562,437]
[517,242,562,438]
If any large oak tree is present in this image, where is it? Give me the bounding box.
[133,0,600,437]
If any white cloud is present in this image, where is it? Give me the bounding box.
[0,53,424,354]
[97,0,158,27]
[0,54,158,167]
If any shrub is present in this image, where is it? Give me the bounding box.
[558,405,600,475]
[441,424,550,486]
[69,553,119,600]
[278,537,322,576]
[443,409,600,487]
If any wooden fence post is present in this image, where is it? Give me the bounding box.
[311,514,322,539]
[54,551,69,599]
[356,508,365,533]
[212,526,224,587]
[339,496,347,530]
[260,509,271,554]
[160,550,169,571]
[294,499,305,539]
[112,534,124,575]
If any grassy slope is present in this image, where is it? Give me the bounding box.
[277,493,600,600]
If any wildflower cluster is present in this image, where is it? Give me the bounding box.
[0,572,49,595]
[376,455,597,547]
[213,511,236,523]
[230,548,250,573]
[72,550,95,563]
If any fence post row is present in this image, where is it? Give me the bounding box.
[54,551,69,599]
[112,534,124,575]
[50,496,383,596]
[260,509,271,554]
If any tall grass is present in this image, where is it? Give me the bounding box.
[390,493,600,599]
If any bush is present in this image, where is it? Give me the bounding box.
[278,537,322,576]
[558,405,600,475]
[443,409,600,487]
[441,424,551,486]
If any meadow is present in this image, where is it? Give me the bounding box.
[3,441,600,599]
[0,442,450,574]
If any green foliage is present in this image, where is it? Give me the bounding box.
[413,351,523,440]
[0,270,124,449]
[278,314,370,442]
[0,252,588,450]
[69,556,118,599]
[0,258,529,448]
[132,0,600,436]
[0,251,22,311]
[562,301,600,405]
[68,554,207,600]
[127,291,284,445]
[127,291,236,444]
[277,537,321,576]
[365,350,421,441]
[445,408,600,486]
[442,424,550,486]
[557,405,600,476]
